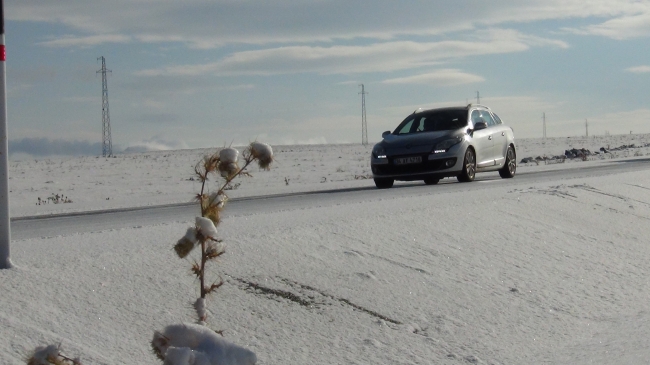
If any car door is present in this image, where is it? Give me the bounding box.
[478,110,500,167]
[469,109,494,168]
[489,112,509,167]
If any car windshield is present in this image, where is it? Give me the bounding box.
[393,109,468,135]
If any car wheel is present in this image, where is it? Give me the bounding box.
[499,146,516,178]
[374,178,394,189]
[457,148,476,182]
[423,178,439,185]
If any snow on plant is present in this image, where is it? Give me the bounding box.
[152,142,273,365]
[152,324,257,365]
[26,344,82,365]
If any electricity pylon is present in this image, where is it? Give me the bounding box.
[359,84,368,145]
[97,56,113,157]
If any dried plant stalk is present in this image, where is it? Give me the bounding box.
[174,143,273,323]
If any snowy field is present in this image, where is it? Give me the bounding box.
[8,134,650,218]
[3,134,650,364]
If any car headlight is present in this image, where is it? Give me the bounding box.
[433,137,462,153]
[372,145,387,159]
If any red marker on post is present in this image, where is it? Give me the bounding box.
[0,0,13,269]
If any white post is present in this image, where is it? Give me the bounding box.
[0,0,13,269]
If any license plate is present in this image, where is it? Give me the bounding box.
[394,156,422,165]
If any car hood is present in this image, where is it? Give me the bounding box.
[380,131,450,156]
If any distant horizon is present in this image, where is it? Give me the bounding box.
[8,131,650,160]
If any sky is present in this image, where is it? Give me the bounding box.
[4,0,650,156]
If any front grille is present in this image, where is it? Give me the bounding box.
[373,155,456,175]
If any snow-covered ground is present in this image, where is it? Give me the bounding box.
[2,134,650,364]
[8,134,650,218]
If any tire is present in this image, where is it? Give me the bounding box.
[423,178,439,185]
[374,178,394,189]
[457,148,476,182]
[499,146,516,178]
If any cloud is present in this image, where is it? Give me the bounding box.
[39,34,132,48]
[135,30,564,77]
[9,138,103,157]
[122,137,189,153]
[626,65,650,73]
[563,11,650,39]
[382,69,485,86]
[8,1,648,48]
[8,136,188,157]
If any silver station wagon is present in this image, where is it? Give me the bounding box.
[370,104,516,189]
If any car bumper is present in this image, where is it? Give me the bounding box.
[371,149,463,181]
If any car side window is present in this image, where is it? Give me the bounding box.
[397,119,415,134]
[480,111,496,127]
[470,110,481,126]
[415,117,426,132]
[491,112,503,124]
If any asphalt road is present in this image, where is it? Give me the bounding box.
[11,158,650,240]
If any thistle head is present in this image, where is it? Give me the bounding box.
[208,191,228,209]
[218,147,239,164]
[217,147,241,178]
[26,345,58,365]
[247,142,274,170]
[202,208,221,227]
[201,192,227,225]
[205,241,225,260]
[174,227,199,258]
[26,344,82,365]
[218,162,240,179]
[201,152,220,174]
[196,216,218,239]
[150,331,169,361]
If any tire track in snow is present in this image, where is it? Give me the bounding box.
[228,275,402,325]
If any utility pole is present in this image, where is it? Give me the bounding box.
[543,112,547,139]
[359,84,368,145]
[97,56,113,157]
[476,91,480,104]
[585,119,588,138]
[0,0,12,269]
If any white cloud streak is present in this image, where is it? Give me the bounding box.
[135,30,565,77]
[564,11,650,39]
[626,65,650,73]
[38,34,132,48]
[382,69,485,86]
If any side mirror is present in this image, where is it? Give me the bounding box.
[473,121,488,131]
[381,131,391,138]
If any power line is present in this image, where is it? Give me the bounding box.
[97,56,113,157]
[359,84,368,145]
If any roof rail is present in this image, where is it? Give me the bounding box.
[411,107,424,115]
[467,103,491,110]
